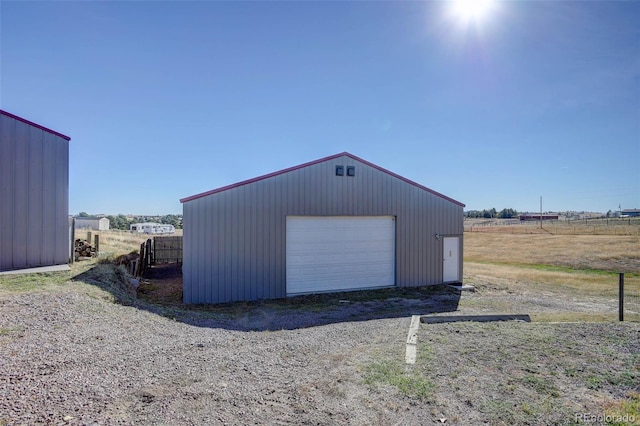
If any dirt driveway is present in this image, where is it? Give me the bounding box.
[0,289,442,425]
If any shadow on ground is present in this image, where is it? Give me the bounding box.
[74,263,462,331]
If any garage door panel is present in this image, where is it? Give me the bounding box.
[286,216,395,295]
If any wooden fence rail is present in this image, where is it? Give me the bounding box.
[134,236,182,277]
[154,236,183,264]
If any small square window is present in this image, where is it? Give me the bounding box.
[335,165,344,176]
[347,166,355,177]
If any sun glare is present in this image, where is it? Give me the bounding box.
[449,0,496,24]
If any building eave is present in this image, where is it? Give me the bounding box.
[0,110,71,141]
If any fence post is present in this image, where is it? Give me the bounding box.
[69,218,76,264]
[87,231,92,243]
[94,234,99,253]
[146,239,152,268]
[138,243,145,277]
[619,273,624,322]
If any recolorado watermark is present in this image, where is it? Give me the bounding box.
[575,412,635,423]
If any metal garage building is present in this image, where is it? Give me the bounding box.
[180,152,464,304]
[0,110,71,272]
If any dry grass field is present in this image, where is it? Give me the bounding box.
[464,226,640,323]
[465,232,639,273]
[75,228,182,258]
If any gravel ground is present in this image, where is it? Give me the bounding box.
[0,288,430,425]
[1,265,638,425]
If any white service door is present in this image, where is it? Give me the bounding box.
[286,216,395,295]
[443,237,460,283]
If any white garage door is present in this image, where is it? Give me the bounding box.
[286,216,395,295]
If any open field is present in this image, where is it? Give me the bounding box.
[465,232,640,273]
[1,229,638,424]
[465,217,640,236]
[463,231,640,322]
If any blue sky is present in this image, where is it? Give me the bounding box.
[2,1,638,215]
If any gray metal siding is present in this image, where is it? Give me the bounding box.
[183,155,463,304]
[0,114,69,271]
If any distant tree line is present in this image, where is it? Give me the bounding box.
[465,208,519,219]
[76,213,182,230]
[107,214,131,230]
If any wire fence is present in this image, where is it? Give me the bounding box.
[620,273,640,322]
[464,217,640,235]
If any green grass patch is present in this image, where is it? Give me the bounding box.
[0,271,72,294]
[479,399,537,425]
[363,360,435,399]
[605,392,640,426]
[0,326,24,336]
[519,374,560,397]
[0,261,101,296]
[467,260,639,277]
[361,340,438,395]
[604,370,640,388]
[584,364,638,391]
[531,312,639,323]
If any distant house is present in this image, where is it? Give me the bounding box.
[75,217,110,231]
[0,110,71,271]
[620,209,640,218]
[130,223,175,234]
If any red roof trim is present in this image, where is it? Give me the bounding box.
[180,152,348,203]
[0,110,71,141]
[180,152,465,207]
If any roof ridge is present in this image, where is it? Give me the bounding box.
[180,152,464,207]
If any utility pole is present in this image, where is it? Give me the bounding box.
[540,196,543,229]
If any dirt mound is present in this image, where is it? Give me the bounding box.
[73,263,137,305]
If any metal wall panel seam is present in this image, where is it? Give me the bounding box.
[14,121,28,268]
[205,196,212,304]
[0,117,15,269]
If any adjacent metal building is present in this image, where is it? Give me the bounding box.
[75,217,110,231]
[0,110,71,271]
[181,152,464,304]
[621,209,640,218]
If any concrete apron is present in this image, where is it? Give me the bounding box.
[0,264,71,276]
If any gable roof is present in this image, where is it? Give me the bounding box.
[180,152,464,207]
[75,216,108,221]
[0,110,71,141]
